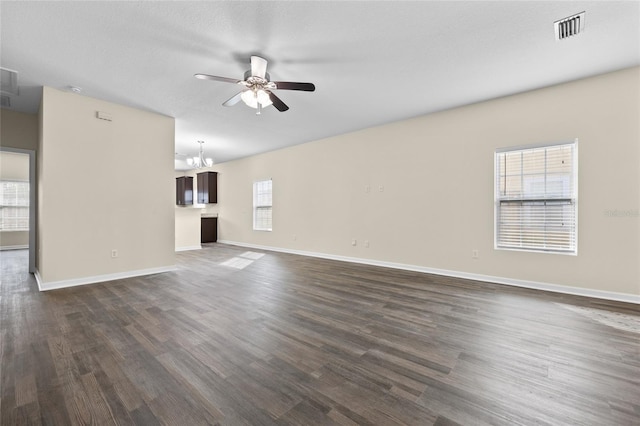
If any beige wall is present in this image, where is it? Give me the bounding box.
[175,208,201,250]
[1,109,38,150]
[0,151,30,248]
[38,87,176,285]
[211,67,639,298]
[0,231,28,249]
[0,151,29,180]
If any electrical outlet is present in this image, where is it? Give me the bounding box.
[378,185,384,192]
[472,249,479,259]
[365,185,371,193]
[364,240,370,248]
[111,249,118,258]
[351,239,357,246]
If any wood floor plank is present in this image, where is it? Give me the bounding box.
[14,373,37,407]
[14,400,41,426]
[276,399,340,426]
[1,246,639,425]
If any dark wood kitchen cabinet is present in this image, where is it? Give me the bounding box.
[201,217,218,243]
[197,171,217,204]
[176,176,193,205]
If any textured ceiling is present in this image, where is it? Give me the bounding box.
[1,1,638,168]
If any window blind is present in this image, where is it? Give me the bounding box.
[253,180,272,231]
[0,180,29,231]
[495,142,577,253]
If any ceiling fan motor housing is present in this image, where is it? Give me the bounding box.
[244,70,270,81]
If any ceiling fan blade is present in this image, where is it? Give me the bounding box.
[273,82,316,92]
[222,91,244,107]
[194,73,241,84]
[268,91,289,112]
[250,56,268,78]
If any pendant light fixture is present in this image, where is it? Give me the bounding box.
[187,140,213,169]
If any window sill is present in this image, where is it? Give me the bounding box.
[495,246,577,256]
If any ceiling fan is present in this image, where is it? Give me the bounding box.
[195,56,315,115]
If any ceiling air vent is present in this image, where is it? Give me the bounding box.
[554,12,585,41]
[0,67,19,96]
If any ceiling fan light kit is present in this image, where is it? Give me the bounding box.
[195,55,315,115]
[241,88,273,109]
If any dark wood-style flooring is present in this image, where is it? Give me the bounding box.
[1,245,639,425]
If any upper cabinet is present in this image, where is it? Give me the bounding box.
[197,171,217,204]
[176,176,193,205]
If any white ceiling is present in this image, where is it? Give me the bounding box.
[1,1,638,169]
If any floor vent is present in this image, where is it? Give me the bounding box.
[554,12,585,41]
[0,95,10,108]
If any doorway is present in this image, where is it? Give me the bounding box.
[0,148,35,273]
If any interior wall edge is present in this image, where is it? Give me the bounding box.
[35,265,178,292]
[218,240,640,305]
[175,246,202,252]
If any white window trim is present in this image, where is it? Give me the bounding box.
[494,139,578,255]
[253,179,272,232]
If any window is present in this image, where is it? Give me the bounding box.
[0,180,29,231]
[495,141,577,254]
[253,179,272,231]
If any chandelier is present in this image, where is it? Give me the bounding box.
[187,140,213,169]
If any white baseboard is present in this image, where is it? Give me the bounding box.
[35,265,178,292]
[218,240,640,305]
[0,245,28,251]
[175,245,202,252]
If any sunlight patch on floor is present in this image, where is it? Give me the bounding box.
[240,251,265,260]
[220,251,265,269]
[557,303,640,334]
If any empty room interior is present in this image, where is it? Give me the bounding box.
[1,2,639,425]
